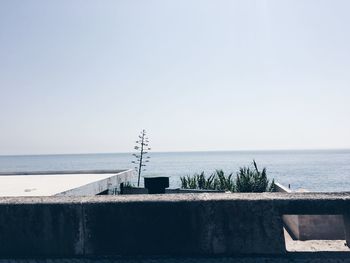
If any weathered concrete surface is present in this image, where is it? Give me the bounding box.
[0,170,132,196]
[0,193,349,257]
[0,202,81,256]
[283,214,346,240]
[57,170,133,196]
[296,215,344,240]
[284,229,349,252]
[83,197,284,255]
[276,183,346,240]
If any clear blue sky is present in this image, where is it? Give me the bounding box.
[1,0,350,155]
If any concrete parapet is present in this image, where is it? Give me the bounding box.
[56,170,133,196]
[0,193,350,257]
[275,183,346,240]
[0,170,133,197]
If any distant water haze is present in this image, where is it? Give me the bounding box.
[1,150,349,192]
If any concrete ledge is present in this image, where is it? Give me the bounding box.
[0,170,127,175]
[0,170,133,196]
[56,170,133,196]
[0,193,350,257]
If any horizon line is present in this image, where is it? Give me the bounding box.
[1,147,350,157]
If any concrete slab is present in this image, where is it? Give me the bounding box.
[0,170,133,197]
[284,228,350,252]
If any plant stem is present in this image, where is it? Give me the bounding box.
[137,129,145,187]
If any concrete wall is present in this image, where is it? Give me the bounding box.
[275,183,345,240]
[297,215,345,240]
[0,193,350,257]
[56,170,133,196]
[0,170,133,197]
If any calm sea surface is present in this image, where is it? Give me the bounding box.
[0,150,350,192]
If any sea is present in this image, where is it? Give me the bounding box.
[0,150,350,192]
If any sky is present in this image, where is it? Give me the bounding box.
[0,0,350,155]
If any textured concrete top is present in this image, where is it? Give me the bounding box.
[1,192,350,204]
[0,170,129,197]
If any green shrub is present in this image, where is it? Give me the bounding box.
[235,160,275,192]
[180,170,234,191]
[180,160,275,193]
[213,170,235,191]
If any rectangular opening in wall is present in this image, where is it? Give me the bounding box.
[283,214,350,252]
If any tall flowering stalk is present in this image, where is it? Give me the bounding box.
[132,129,151,186]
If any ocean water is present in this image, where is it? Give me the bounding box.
[0,150,350,192]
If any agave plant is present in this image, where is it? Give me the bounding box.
[235,166,255,192]
[187,174,198,189]
[213,169,235,191]
[180,170,235,191]
[180,176,188,189]
[236,160,275,192]
[180,160,275,193]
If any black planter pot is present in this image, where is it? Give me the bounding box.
[144,176,169,194]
